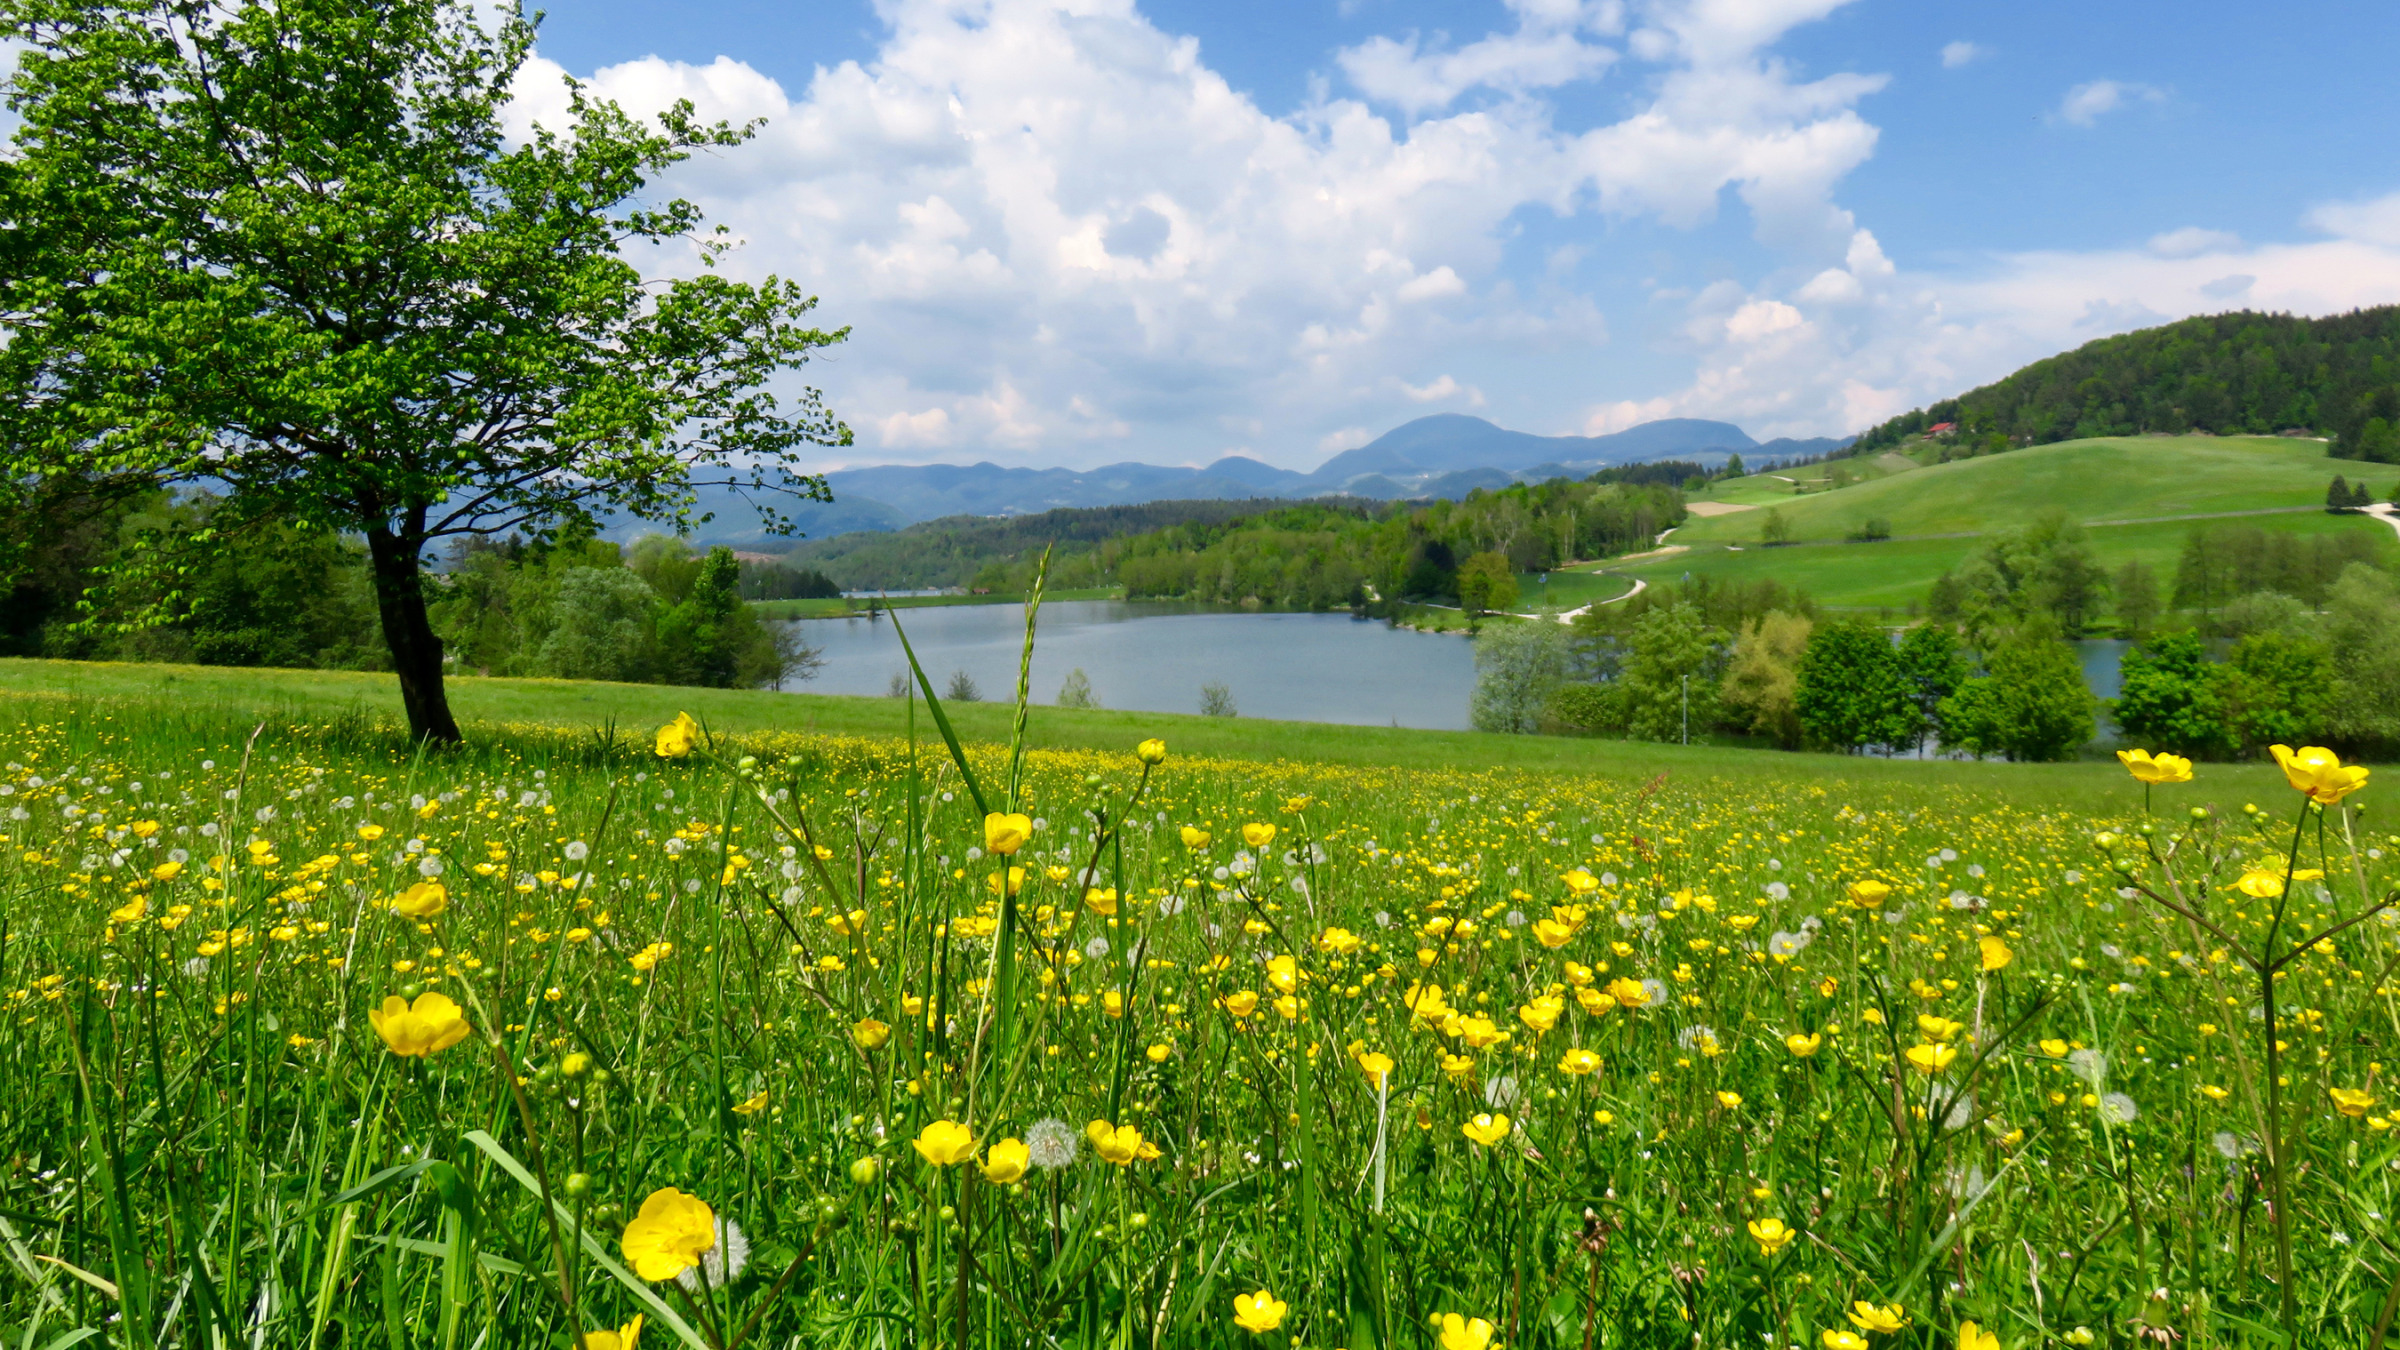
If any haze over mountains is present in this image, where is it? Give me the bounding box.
[677,415,1846,541]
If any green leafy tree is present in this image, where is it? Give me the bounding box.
[1457,551,1519,615]
[538,567,659,682]
[1470,620,1568,734]
[2111,631,2234,758]
[1620,603,1723,743]
[1793,618,1911,752]
[1939,624,2095,761]
[2214,632,2332,753]
[1759,508,1793,546]
[1716,611,1811,748]
[2113,560,2162,639]
[0,0,848,741]
[1057,669,1099,709]
[1894,622,1968,752]
[2329,476,2356,511]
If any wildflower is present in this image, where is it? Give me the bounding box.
[1136,737,1168,765]
[1267,954,1299,993]
[1316,925,1362,954]
[1978,936,2012,972]
[151,860,183,882]
[1242,822,1276,848]
[1460,1113,1510,1147]
[2099,1093,2138,1124]
[1716,1090,1743,1109]
[1822,1335,1869,1350]
[1847,879,1891,909]
[109,896,148,925]
[583,1315,645,1350]
[1785,1032,1822,1057]
[2332,1087,2377,1118]
[654,713,700,759]
[987,867,1027,897]
[1558,1047,1600,1075]
[1906,1043,1959,1075]
[390,881,447,919]
[1232,1289,1287,1334]
[1146,1042,1171,1062]
[2270,744,2370,805]
[1918,1015,1963,1041]
[1604,976,1649,1008]
[2234,869,2289,898]
[2068,1048,2108,1086]
[912,1120,978,1165]
[1518,997,1563,1033]
[1180,826,1211,849]
[677,1217,749,1292]
[368,992,472,1057]
[981,1138,1030,1185]
[732,1090,768,1116]
[357,824,386,842]
[1532,918,1574,948]
[1026,1118,1080,1169]
[1088,1119,1156,1164]
[852,1018,892,1050]
[1438,1314,1495,1350]
[984,812,1033,856]
[1356,1050,1396,1085]
[1084,887,1119,915]
[1847,1302,1908,1333]
[620,1188,716,1281]
[2117,749,2193,784]
[1748,1216,1795,1256]
[1952,1321,2000,1350]
[1218,990,1259,1018]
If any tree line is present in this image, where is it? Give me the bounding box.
[1849,307,2400,463]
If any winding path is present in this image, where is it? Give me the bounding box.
[2366,503,2400,543]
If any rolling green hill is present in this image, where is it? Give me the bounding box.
[1608,434,2397,608]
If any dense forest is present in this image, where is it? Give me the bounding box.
[1,485,816,688]
[777,498,1321,591]
[1849,307,2400,461]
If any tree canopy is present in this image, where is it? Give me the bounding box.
[0,0,848,740]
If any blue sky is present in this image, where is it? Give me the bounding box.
[509,0,2400,470]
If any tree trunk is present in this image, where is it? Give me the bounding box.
[365,525,463,744]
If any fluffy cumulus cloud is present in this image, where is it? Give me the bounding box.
[499,0,2400,465]
[2054,79,2163,127]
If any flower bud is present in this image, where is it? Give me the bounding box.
[849,1156,881,1187]
[564,1172,593,1200]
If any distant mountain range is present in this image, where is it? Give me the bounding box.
[637,414,1849,543]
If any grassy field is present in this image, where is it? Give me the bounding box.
[0,659,2388,1349]
[1617,436,2398,609]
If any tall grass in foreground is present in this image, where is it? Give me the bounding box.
[0,661,2395,1348]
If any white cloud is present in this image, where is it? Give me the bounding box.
[875,407,957,447]
[1397,266,1468,302]
[2146,226,2241,258]
[2307,191,2400,247]
[1318,426,1374,453]
[1395,374,1484,404]
[1938,40,1986,69]
[2055,79,2163,127]
[1338,0,1622,115]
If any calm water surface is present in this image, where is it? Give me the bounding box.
[778,605,2134,738]
[782,601,1480,730]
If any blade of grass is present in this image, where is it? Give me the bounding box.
[886,608,990,818]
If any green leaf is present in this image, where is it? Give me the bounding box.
[887,608,990,818]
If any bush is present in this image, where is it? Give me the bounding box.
[1469,620,1567,733]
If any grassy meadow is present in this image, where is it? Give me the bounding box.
[2,658,2394,1349]
[1611,436,2399,610]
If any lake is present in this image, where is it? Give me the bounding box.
[779,604,2135,737]
[782,601,1481,729]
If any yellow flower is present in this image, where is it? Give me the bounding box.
[1088,1120,1155,1165]
[1242,822,1277,849]
[2271,744,2370,805]
[1266,954,1299,993]
[1605,976,1650,1008]
[1978,936,2013,972]
[1716,1090,1743,1109]
[1957,1321,2000,1350]
[2039,1038,2069,1058]
[984,812,1033,855]
[981,1138,1030,1185]
[986,866,1026,897]
[653,712,700,759]
[151,860,184,882]
[1438,1314,1496,1350]
[1822,1334,1870,1350]
[1905,1043,1959,1075]
[912,1120,978,1165]
[2332,1087,2377,1118]
[2117,749,2193,784]
[582,1315,645,1350]
[1218,990,1259,1018]
[1461,1113,1511,1147]
[390,881,448,919]
[1558,1047,1600,1076]
[620,1188,716,1281]
[1847,879,1891,909]
[1356,1050,1396,1085]
[1847,1301,1908,1333]
[1517,997,1563,1033]
[1785,1032,1822,1057]
[1232,1289,1287,1334]
[1180,826,1212,849]
[109,896,149,925]
[357,823,386,842]
[1917,1015,1963,1041]
[852,1018,892,1050]
[1562,868,1600,894]
[1084,887,1119,915]
[1532,918,1574,948]
[2234,869,2289,898]
[1136,737,1168,765]
[1316,925,1363,954]
[368,992,472,1058]
[1748,1216,1795,1256]
[732,1090,768,1116]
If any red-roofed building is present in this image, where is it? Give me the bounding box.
[1928,422,1957,437]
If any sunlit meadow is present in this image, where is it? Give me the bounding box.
[0,687,2393,1349]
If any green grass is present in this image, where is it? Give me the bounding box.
[1512,570,1634,610]
[0,665,2388,1348]
[1680,435,2343,548]
[0,656,2331,812]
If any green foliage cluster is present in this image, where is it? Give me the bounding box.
[1848,308,2400,461]
[1928,512,2115,640]
[776,499,1326,592]
[2171,522,2384,616]
[435,537,820,690]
